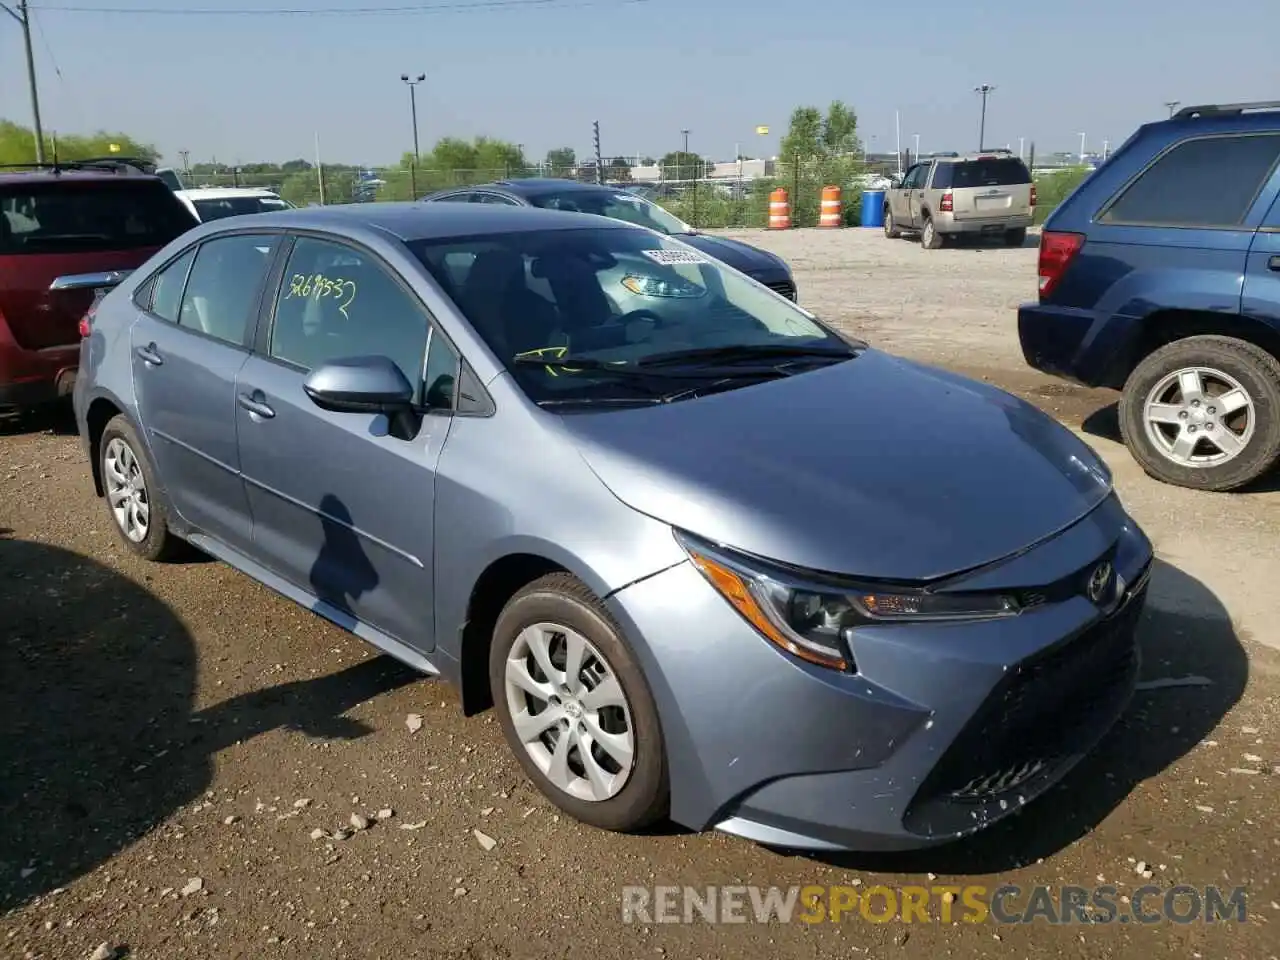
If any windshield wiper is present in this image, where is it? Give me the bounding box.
[636,342,859,368]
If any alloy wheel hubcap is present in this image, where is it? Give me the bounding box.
[1143,366,1255,468]
[503,622,635,802]
[103,437,150,542]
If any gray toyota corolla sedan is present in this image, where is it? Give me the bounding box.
[73,203,1152,852]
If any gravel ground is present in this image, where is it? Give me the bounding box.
[2,227,1278,960]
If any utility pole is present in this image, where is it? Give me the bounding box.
[179,150,191,178]
[681,128,690,182]
[1078,131,1087,164]
[2,1,45,162]
[974,84,995,152]
[1164,100,1181,118]
[401,73,425,198]
[592,120,602,185]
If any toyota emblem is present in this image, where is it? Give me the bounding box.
[1086,561,1114,605]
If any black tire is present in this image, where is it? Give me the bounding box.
[98,415,183,561]
[1118,335,1280,492]
[920,216,943,249]
[883,207,901,239]
[1004,227,1028,247]
[488,572,669,832]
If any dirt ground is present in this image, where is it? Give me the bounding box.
[2,227,1278,960]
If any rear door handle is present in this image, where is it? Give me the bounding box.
[1268,255,1280,272]
[135,343,163,366]
[237,392,275,420]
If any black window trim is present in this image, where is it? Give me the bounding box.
[133,229,283,352]
[253,228,490,416]
[470,190,520,206]
[1095,131,1280,231]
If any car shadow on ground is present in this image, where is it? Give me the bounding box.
[0,532,420,911]
[0,401,78,438]
[789,558,1248,875]
[1081,401,1280,493]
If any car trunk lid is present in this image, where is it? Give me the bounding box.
[942,157,1034,221]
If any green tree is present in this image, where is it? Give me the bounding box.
[659,151,709,179]
[604,156,632,182]
[0,119,158,166]
[545,147,576,176]
[821,100,861,157]
[779,107,823,165]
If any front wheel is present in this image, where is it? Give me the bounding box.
[1119,335,1280,491]
[489,573,669,832]
[884,208,901,239]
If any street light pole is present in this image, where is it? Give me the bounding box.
[2,1,45,162]
[1078,131,1087,164]
[913,133,920,162]
[401,73,425,198]
[974,84,995,152]
[681,128,690,181]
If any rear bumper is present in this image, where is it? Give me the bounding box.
[1018,302,1135,388]
[937,213,1033,234]
[0,336,79,408]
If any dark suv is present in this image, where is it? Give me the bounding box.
[0,160,198,409]
[1018,101,1280,491]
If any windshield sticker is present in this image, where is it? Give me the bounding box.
[285,273,357,319]
[513,344,575,376]
[639,249,711,266]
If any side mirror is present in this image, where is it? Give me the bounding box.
[303,355,414,414]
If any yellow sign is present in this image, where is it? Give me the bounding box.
[755,126,769,135]
[108,143,121,153]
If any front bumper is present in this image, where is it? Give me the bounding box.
[606,496,1152,852]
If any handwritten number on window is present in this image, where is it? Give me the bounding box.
[285,272,357,319]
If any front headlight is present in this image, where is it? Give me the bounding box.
[676,532,1021,672]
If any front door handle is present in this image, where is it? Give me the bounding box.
[1268,255,1280,272]
[135,343,163,366]
[237,392,276,420]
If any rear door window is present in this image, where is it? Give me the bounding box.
[149,247,197,322]
[0,180,196,255]
[1101,133,1280,227]
[176,235,276,345]
[945,158,1032,189]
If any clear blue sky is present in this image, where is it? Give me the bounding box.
[1,0,1275,167]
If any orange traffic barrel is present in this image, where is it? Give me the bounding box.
[768,188,791,229]
[819,185,842,227]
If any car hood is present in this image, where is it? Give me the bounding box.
[676,233,788,279]
[558,350,1113,581]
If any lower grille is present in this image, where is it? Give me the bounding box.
[903,585,1146,836]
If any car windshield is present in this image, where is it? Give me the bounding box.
[524,189,689,235]
[410,226,852,408]
[0,180,195,255]
[192,196,290,221]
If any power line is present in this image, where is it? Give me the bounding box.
[36,0,648,15]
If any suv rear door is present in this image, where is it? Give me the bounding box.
[938,156,1033,221]
[0,177,197,351]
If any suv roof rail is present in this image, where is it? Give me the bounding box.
[0,157,156,176]
[1173,100,1280,119]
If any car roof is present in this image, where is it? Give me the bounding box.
[454,178,627,196]
[178,186,283,200]
[200,200,635,242]
[0,168,164,187]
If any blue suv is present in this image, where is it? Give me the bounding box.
[1018,101,1280,491]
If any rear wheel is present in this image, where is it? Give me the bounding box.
[1004,227,1028,247]
[884,207,901,239]
[1119,335,1280,491]
[99,415,184,561]
[920,216,943,250]
[489,573,668,832]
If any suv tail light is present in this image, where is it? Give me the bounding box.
[1029,184,1037,207]
[1038,231,1084,298]
[939,191,953,213]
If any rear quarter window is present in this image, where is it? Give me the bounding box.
[0,180,197,255]
[1100,133,1280,228]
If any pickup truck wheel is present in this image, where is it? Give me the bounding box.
[884,208,901,239]
[920,216,943,250]
[1119,335,1280,491]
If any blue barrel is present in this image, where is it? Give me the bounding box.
[861,190,886,228]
